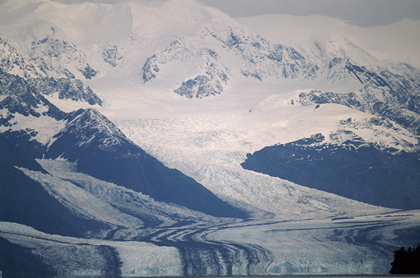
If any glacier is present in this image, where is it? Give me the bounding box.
[0,0,419,276]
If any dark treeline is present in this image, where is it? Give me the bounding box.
[390,245,420,274]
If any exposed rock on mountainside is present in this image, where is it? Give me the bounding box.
[242,133,420,209]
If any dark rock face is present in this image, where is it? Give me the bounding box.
[174,62,228,99]
[1,35,102,106]
[241,133,420,209]
[101,45,122,67]
[0,237,57,278]
[142,54,160,82]
[298,86,420,136]
[0,135,105,237]
[0,135,45,172]
[174,75,217,98]
[32,77,102,105]
[0,70,66,156]
[0,36,41,79]
[0,70,64,120]
[30,37,97,79]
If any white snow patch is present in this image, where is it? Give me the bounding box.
[43,94,101,113]
[0,112,65,145]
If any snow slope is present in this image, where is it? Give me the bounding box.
[237,14,420,69]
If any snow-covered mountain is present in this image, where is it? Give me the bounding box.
[0,0,419,276]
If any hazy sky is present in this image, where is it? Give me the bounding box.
[3,0,419,27]
[198,0,420,27]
